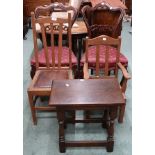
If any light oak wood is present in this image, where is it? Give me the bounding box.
[30,3,79,78]
[27,11,75,125]
[83,35,131,123]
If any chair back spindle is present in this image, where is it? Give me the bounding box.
[85,35,121,78]
[31,12,72,70]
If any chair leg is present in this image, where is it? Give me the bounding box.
[28,92,37,125]
[118,104,126,123]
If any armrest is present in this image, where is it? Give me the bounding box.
[83,62,89,79]
[117,62,131,80]
[117,62,131,93]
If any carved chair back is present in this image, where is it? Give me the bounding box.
[31,12,73,70]
[82,2,124,38]
[34,3,78,26]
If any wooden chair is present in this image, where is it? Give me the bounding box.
[27,12,76,125]
[81,2,128,74]
[30,3,78,78]
[81,2,125,38]
[83,35,131,123]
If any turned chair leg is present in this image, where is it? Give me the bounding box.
[28,92,37,125]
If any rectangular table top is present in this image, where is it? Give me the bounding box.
[49,78,125,107]
[90,0,127,9]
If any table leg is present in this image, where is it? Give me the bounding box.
[102,109,109,129]
[106,108,117,152]
[57,110,66,153]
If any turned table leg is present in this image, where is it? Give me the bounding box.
[106,108,117,152]
[57,110,66,153]
[102,109,110,129]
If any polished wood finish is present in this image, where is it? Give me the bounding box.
[49,79,125,152]
[90,0,127,9]
[51,0,69,4]
[124,0,132,15]
[81,2,125,38]
[23,0,70,17]
[24,0,51,17]
[34,3,78,26]
[83,35,131,122]
[27,12,74,125]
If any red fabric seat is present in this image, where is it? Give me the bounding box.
[31,46,77,66]
[81,45,128,68]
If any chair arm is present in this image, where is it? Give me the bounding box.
[117,62,131,93]
[83,62,89,79]
[117,62,131,80]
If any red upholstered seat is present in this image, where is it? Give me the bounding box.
[81,45,128,68]
[31,46,77,66]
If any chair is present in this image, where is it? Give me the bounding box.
[83,35,131,123]
[81,2,128,74]
[81,2,125,38]
[30,3,78,78]
[27,11,77,125]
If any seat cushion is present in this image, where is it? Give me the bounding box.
[34,70,69,88]
[81,45,128,68]
[31,46,77,66]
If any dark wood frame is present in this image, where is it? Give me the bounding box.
[81,2,125,38]
[49,79,126,152]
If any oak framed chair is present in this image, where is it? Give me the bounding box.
[27,12,77,125]
[30,2,78,78]
[83,35,131,123]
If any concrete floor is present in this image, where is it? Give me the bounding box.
[23,21,132,155]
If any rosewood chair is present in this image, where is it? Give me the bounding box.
[27,12,77,125]
[83,35,131,123]
[81,2,125,38]
[81,2,128,75]
[30,3,78,78]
